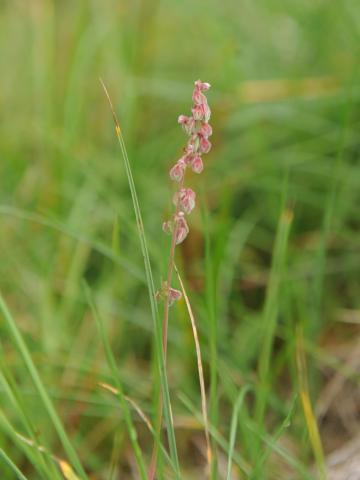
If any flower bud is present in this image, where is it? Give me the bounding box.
[194,80,211,91]
[155,281,182,306]
[191,155,204,174]
[192,104,205,121]
[173,188,196,214]
[199,122,212,138]
[169,160,186,182]
[168,287,182,305]
[199,136,211,154]
[192,89,207,105]
[178,115,195,135]
[174,212,189,244]
[192,103,211,122]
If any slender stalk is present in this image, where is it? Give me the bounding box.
[148,180,184,480]
[100,79,180,479]
[162,177,185,357]
[175,264,212,473]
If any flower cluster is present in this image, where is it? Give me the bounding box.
[164,80,212,245]
[158,80,212,306]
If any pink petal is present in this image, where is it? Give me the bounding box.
[169,160,186,182]
[173,188,196,214]
[174,213,189,244]
[168,287,182,306]
[191,155,204,174]
[199,136,211,154]
[199,122,212,138]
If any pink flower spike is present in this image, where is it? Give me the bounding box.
[199,136,212,154]
[191,155,204,174]
[173,187,196,214]
[169,160,185,182]
[168,287,182,306]
[174,212,189,244]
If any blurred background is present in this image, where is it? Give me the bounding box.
[0,0,359,478]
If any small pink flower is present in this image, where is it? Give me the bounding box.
[199,136,211,154]
[194,80,211,91]
[155,281,182,306]
[168,287,182,306]
[192,103,211,122]
[169,160,186,182]
[181,154,192,166]
[178,115,195,135]
[173,187,196,214]
[191,155,204,174]
[178,114,189,125]
[199,122,212,138]
[192,89,207,105]
[192,104,205,121]
[182,143,195,165]
[174,212,189,244]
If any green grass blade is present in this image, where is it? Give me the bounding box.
[0,294,87,480]
[100,79,180,478]
[226,385,252,480]
[245,419,313,480]
[83,283,147,480]
[0,205,144,282]
[203,203,219,480]
[255,194,293,428]
[178,392,251,476]
[251,395,298,478]
[0,448,29,480]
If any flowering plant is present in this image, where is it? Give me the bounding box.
[157,80,212,308]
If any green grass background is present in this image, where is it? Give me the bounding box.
[0,0,359,478]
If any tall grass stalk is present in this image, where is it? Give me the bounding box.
[100,79,180,479]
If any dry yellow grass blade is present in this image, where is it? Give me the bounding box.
[174,264,212,472]
[58,460,81,480]
[98,382,153,433]
[16,432,81,480]
[238,76,339,103]
[296,325,327,480]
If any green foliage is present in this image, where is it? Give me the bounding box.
[0,0,359,478]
